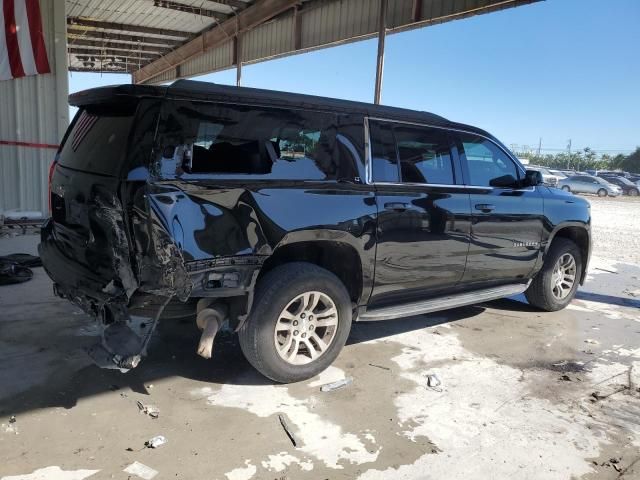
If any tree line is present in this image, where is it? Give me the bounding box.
[517,146,640,174]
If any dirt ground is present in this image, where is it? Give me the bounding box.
[588,196,640,265]
[1,199,639,480]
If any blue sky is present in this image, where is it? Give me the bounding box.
[68,0,639,155]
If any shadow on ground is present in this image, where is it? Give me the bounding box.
[0,301,486,418]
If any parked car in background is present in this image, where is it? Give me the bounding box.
[549,169,568,179]
[528,166,560,187]
[559,175,622,197]
[598,174,639,196]
[625,174,640,186]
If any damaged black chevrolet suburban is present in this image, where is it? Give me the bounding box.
[40,80,591,383]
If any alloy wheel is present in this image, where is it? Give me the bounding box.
[273,291,339,365]
[550,253,577,300]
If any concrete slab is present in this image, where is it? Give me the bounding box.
[1,227,639,479]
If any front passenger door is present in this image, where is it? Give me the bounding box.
[455,133,544,286]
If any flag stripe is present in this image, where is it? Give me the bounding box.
[25,0,49,73]
[0,5,11,80]
[14,0,36,75]
[3,0,26,78]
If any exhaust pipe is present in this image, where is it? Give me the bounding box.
[196,301,227,359]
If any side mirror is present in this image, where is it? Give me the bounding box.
[489,174,518,188]
[524,169,543,187]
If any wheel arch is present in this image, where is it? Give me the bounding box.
[546,223,591,284]
[257,232,369,307]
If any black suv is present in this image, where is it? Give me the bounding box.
[40,81,591,382]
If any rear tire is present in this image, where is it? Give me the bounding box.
[561,185,571,192]
[525,238,582,312]
[238,262,352,383]
[597,188,607,197]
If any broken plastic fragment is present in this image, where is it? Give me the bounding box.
[145,435,167,448]
[320,377,353,392]
[123,461,158,480]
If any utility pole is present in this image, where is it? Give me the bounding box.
[537,137,542,157]
[567,139,572,169]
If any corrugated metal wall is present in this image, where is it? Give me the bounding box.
[0,0,68,216]
[143,0,542,84]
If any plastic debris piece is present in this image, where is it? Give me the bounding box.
[124,461,158,480]
[584,339,599,344]
[278,414,298,447]
[369,363,391,371]
[145,435,167,448]
[426,374,441,388]
[137,401,159,419]
[320,377,353,392]
[9,415,16,424]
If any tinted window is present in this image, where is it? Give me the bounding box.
[458,133,519,187]
[394,125,454,184]
[58,103,136,176]
[158,102,352,181]
[370,121,399,182]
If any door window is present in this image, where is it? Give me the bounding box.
[370,121,399,182]
[393,125,454,185]
[457,133,520,187]
[157,102,356,181]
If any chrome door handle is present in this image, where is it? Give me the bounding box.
[475,203,495,212]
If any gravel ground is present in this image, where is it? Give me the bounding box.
[587,195,640,265]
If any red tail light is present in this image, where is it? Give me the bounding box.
[48,159,57,215]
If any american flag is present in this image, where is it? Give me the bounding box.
[0,0,50,81]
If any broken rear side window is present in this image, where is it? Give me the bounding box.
[58,103,137,177]
[157,101,354,181]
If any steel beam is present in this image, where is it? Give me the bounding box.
[133,0,299,84]
[69,66,134,73]
[67,17,193,40]
[374,0,387,105]
[67,38,172,54]
[205,0,248,9]
[153,0,230,21]
[67,28,180,47]
[68,48,159,61]
[235,34,242,86]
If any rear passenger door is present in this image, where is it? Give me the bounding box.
[454,132,544,286]
[369,120,472,307]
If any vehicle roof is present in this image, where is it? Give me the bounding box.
[68,79,497,141]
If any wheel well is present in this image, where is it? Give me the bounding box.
[551,226,590,283]
[258,242,363,304]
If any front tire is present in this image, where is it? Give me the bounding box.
[629,188,639,197]
[525,238,582,311]
[238,262,352,383]
[561,185,571,192]
[597,188,607,197]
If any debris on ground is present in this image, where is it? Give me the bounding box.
[277,414,298,447]
[145,435,167,449]
[124,461,159,480]
[320,377,353,392]
[9,415,16,424]
[584,339,599,344]
[137,401,160,419]
[426,374,442,389]
[368,363,391,371]
[594,267,618,274]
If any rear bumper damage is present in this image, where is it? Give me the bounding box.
[39,215,191,371]
[40,217,263,371]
